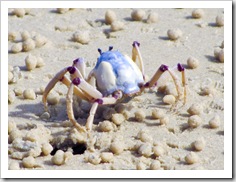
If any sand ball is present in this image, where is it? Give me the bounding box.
[98,120,114,132]
[191,138,206,151]
[192,9,204,18]
[100,152,114,163]
[131,9,146,21]
[152,108,165,119]
[9,161,20,170]
[159,116,169,125]
[167,29,182,40]
[200,86,215,96]
[87,153,101,165]
[218,49,224,63]
[139,132,153,144]
[214,48,221,59]
[56,8,69,14]
[110,141,124,155]
[51,150,65,165]
[136,162,146,170]
[47,92,60,105]
[22,38,36,52]
[105,10,117,25]
[187,103,203,115]
[33,35,48,48]
[22,156,36,168]
[11,43,23,53]
[111,21,125,32]
[185,152,199,164]
[8,31,18,41]
[146,12,158,23]
[23,89,36,100]
[8,90,16,104]
[111,113,125,126]
[209,115,220,128]
[122,110,131,120]
[21,31,31,41]
[216,15,224,26]
[25,54,37,71]
[187,56,199,69]
[114,103,126,113]
[103,107,116,120]
[188,115,202,128]
[138,143,153,157]
[41,143,53,156]
[40,112,50,120]
[153,145,165,157]
[72,31,90,44]
[150,160,161,170]
[13,8,26,17]
[8,120,17,134]
[163,94,176,105]
[8,71,14,83]
[134,109,146,122]
[64,151,73,163]
[36,57,45,68]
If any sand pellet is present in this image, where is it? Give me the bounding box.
[64,151,73,163]
[131,9,146,21]
[100,152,114,163]
[51,150,65,165]
[8,31,18,41]
[33,35,47,48]
[191,138,206,151]
[188,115,202,128]
[138,143,153,157]
[11,43,23,53]
[110,141,124,155]
[163,94,176,105]
[23,89,36,100]
[8,120,17,134]
[8,71,14,83]
[150,160,161,170]
[167,29,182,40]
[9,161,20,170]
[185,152,199,164]
[56,8,69,14]
[103,108,116,120]
[209,115,220,128]
[87,154,101,165]
[14,87,23,96]
[160,116,169,125]
[47,92,60,105]
[111,113,125,125]
[36,57,45,68]
[25,54,37,71]
[111,21,125,32]
[139,132,153,144]
[22,156,36,168]
[153,145,165,157]
[13,8,26,17]
[21,31,31,41]
[122,110,131,120]
[216,15,224,26]
[192,9,204,18]
[136,162,146,170]
[146,12,158,23]
[134,109,146,122]
[200,86,215,96]
[187,56,199,69]
[187,103,202,115]
[214,48,221,59]
[8,90,16,104]
[72,31,90,44]
[40,112,50,120]
[114,103,126,113]
[152,108,165,119]
[105,10,117,25]
[41,143,53,156]
[9,129,22,143]
[218,49,224,63]
[98,120,114,132]
[22,38,36,52]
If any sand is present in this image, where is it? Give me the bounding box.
[8,8,224,172]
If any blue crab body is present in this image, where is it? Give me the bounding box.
[92,50,144,97]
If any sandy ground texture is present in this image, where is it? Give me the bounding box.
[8,8,224,170]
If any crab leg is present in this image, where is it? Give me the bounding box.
[132,41,144,76]
[73,58,86,79]
[142,64,184,102]
[177,63,187,104]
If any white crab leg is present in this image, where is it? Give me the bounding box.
[86,102,98,130]
[132,41,144,76]
[67,84,87,132]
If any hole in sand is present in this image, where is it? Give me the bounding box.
[50,144,87,156]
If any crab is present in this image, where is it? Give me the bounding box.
[42,41,186,132]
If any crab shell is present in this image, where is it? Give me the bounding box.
[91,50,144,97]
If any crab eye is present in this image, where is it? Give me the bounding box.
[132,41,140,47]
[108,46,113,51]
[73,58,84,64]
[98,48,102,55]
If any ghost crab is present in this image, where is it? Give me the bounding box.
[42,41,186,132]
